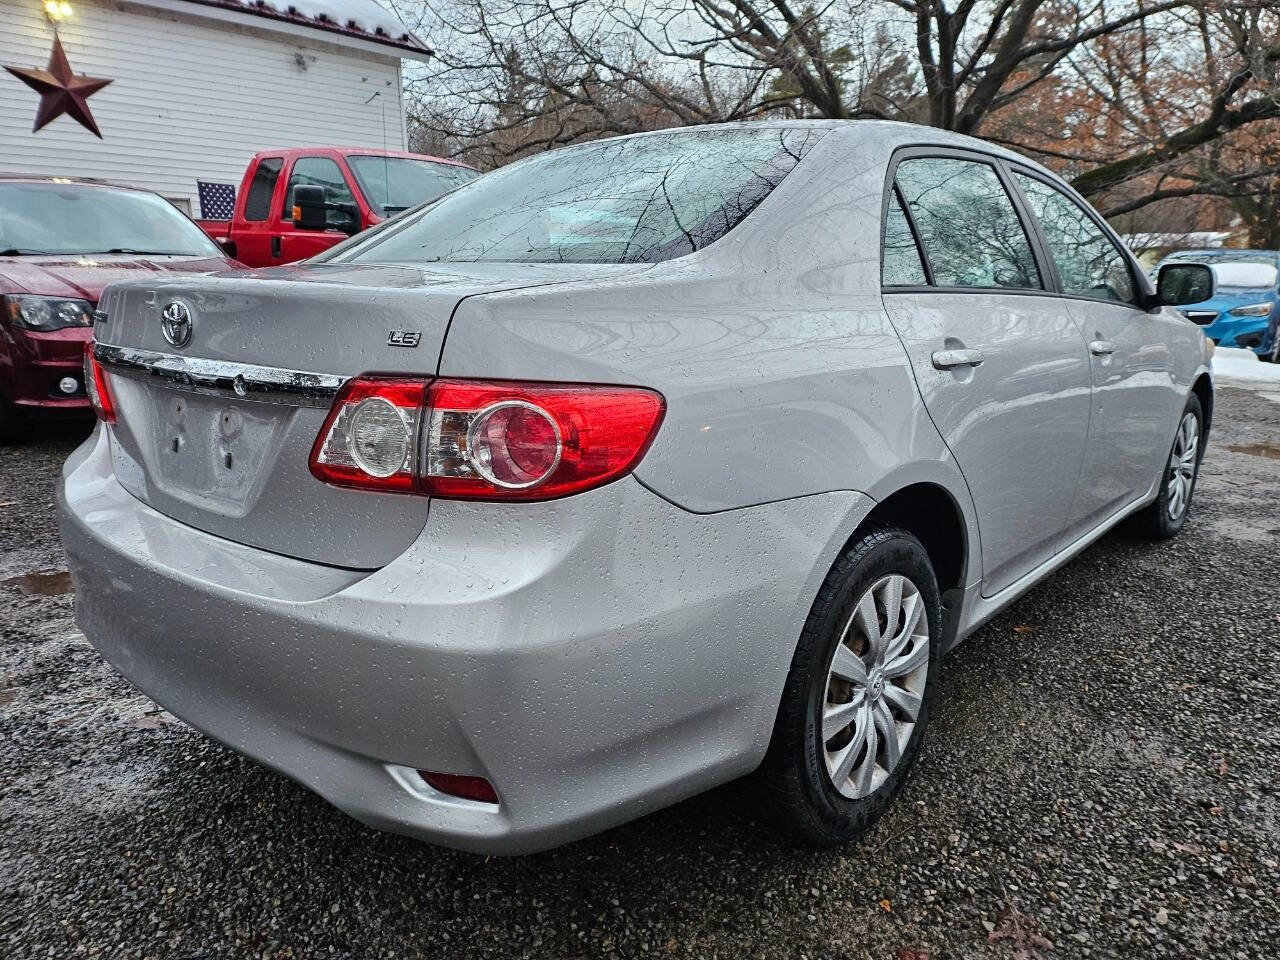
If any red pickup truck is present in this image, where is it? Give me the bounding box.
[197,147,478,267]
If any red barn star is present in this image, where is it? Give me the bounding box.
[4,35,112,138]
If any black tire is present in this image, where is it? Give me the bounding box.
[1132,392,1204,540]
[762,526,942,847]
[0,397,22,444]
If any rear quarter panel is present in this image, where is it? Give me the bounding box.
[438,128,973,521]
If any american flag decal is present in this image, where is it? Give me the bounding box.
[196,181,236,220]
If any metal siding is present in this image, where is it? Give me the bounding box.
[0,0,406,210]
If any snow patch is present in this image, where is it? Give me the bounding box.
[1212,348,1280,385]
[196,0,425,50]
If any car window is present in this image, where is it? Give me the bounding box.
[882,189,928,286]
[243,158,282,222]
[283,157,356,231]
[347,156,479,217]
[894,157,1041,290]
[332,127,824,265]
[1014,173,1135,304]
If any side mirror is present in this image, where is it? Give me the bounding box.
[1156,263,1215,307]
[215,236,238,260]
[335,202,361,236]
[291,184,328,231]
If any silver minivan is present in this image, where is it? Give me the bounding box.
[60,121,1214,853]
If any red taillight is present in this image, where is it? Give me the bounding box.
[310,376,665,500]
[419,770,499,804]
[423,379,665,500]
[309,377,426,492]
[84,344,116,423]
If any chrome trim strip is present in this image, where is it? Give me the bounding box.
[93,343,346,407]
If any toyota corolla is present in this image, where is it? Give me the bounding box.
[59,122,1214,854]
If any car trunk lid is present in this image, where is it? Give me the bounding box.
[94,261,641,568]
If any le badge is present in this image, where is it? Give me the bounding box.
[387,330,421,348]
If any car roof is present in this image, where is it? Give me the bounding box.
[0,174,152,192]
[252,147,474,169]
[495,119,1063,183]
[1162,248,1279,261]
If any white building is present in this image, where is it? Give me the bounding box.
[0,0,427,215]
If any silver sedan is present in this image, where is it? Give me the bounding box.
[60,120,1213,853]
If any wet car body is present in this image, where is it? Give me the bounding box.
[0,177,236,436]
[59,122,1213,853]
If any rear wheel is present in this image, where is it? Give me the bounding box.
[1132,393,1203,540]
[763,527,942,847]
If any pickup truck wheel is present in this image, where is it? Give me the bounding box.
[763,527,942,847]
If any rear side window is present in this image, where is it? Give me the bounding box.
[895,157,1041,290]
[1014,173,1135,304]
[882,189,928,286]
[243,158,282,222]
[284,157,357,231]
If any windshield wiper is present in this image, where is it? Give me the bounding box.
[90,248,185,256]
[0,248,50,256]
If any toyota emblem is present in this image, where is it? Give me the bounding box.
[161,300,193,348]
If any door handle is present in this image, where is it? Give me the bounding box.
[1089,339,1116,356]
[931,348,985,369]
[270,236,282,258]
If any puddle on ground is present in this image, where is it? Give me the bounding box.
[2,570,73,596]
[1225,442,1280,460]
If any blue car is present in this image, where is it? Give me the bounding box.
[1153,249,1279,357]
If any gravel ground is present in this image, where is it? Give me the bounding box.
[2,385,1279,960]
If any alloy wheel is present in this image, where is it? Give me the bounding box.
[1167,411,1200,520]
[821,574,929,800]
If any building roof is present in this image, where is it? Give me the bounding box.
[178,0,429,54]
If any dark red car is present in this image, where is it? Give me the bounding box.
[0,176,237,439]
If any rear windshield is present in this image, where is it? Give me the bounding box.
[347,156,479,217]
[334,127,824,265]
[0,182,221,257]
[1208,261,1278,288]
[1165,252,1278,289]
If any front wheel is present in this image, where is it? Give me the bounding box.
[762,527,942,847]
[1132,393,1204,540]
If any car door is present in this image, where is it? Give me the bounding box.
[1009,169,1180,533]
[881,151,1094,598]
[277,155,360,263]
[232,156,283,268]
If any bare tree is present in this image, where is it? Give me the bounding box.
[393,0,1280,216]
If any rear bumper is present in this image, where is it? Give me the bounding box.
[58,426,869,853]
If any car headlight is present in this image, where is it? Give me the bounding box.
[1,295,95,331]
[1227,302,1273,317]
